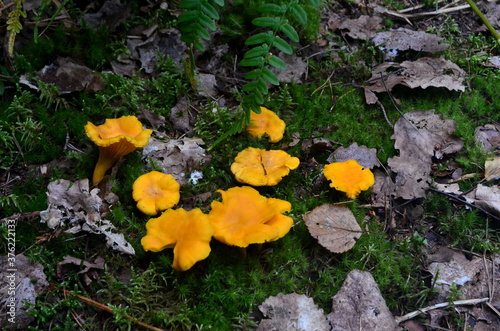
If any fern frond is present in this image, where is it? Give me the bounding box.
[177,0,224,51]
[6,0,26,57]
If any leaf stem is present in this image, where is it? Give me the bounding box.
[464,0,500,42]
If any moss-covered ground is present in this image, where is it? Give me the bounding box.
[1,0,500,330]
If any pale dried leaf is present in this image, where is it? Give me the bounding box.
[485,157,500,181]
[372,28,449,58]
[304,204,361,253]
[327,142,380,168]
[142,136,211,185]
[327,270,398,331]
[39,179,135,255]
[170,98,194,134]
[475,124,500,152]
[370,169,395,208]
[83,0,130,31]
[427,249,484,293]
[365,57,465,104]
[257,293,330,331]
[20,57,106,94]
[339,15,384,40]
[387,110,463,199]
[466,184,500,217]
[0,254,49,329]
[138,106,165,131]
[272,52,308,83]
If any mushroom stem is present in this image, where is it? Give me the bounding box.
[92,148,121,184]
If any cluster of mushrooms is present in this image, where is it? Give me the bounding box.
[84,108,375,271]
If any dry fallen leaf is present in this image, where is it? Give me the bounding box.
[465,184,500,217]
[327,269,398,331]
[0,254,49,329]
[372,28,449,60]
[83,0,131,31]
[475,124,500,152]
[485,157,500,181]
[57,256,105,285]
[327,142,380,169]
[272,52,308,83]
[142,136,211,186]
[39,179,135,255]
[364,57,465,104]
[20,57,107,94]
[257,293,330,331]
[387,110,463,199]
[339,15,384,40]
[304,204,362,253]
[370,169,395,209]
[426,248,484,293]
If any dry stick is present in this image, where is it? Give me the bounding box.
[395,297,489,324]
[398,4,471,19]
[48,284,166,331]
[428,187,500,222]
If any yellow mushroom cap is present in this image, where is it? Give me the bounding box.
[208,186,293,247]
[323,159,375,199]
[132,171,180,216]
[246,107,286,143]
[141,208,214,271]
[85,116,152,184]
[230,147,300,186]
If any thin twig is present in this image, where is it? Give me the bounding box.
[428,187,500,222]
[395,298,489,324]
[48,284,166,331]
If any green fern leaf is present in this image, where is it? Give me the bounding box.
[179,0,199,9]
[240,57,265,67]
[308,0,321,8]
[268,55,287,70]
[201,1,219,20]
[278,23,299,43]
[252,17,282,29]
[271,36,293,54]
[246,31,273,45]
[257,4,286,15]
[261,67,279,86]
[243,45,270,59]
[212,0,224,6]
[244,68,263,80]
[290,3,308,25]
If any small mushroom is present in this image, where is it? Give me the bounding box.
[208,186,293,247]
[85,116,152,184]
[132,171,180,215]
[323,159,375,199]
[141,208,214,271]
[230,147,300,186]
[246,107,286,143]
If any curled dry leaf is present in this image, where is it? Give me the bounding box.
[485,157,500,181]
[327,142,380,169]
[304,204,361,253]
[327,270,398,331]
[387,110,463,200]
[257,293,330,331]
[39,179,135,255]
[20,57,106,94]
[465,184,500,217]
[364,57,465,104]
[372,28,449,60]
